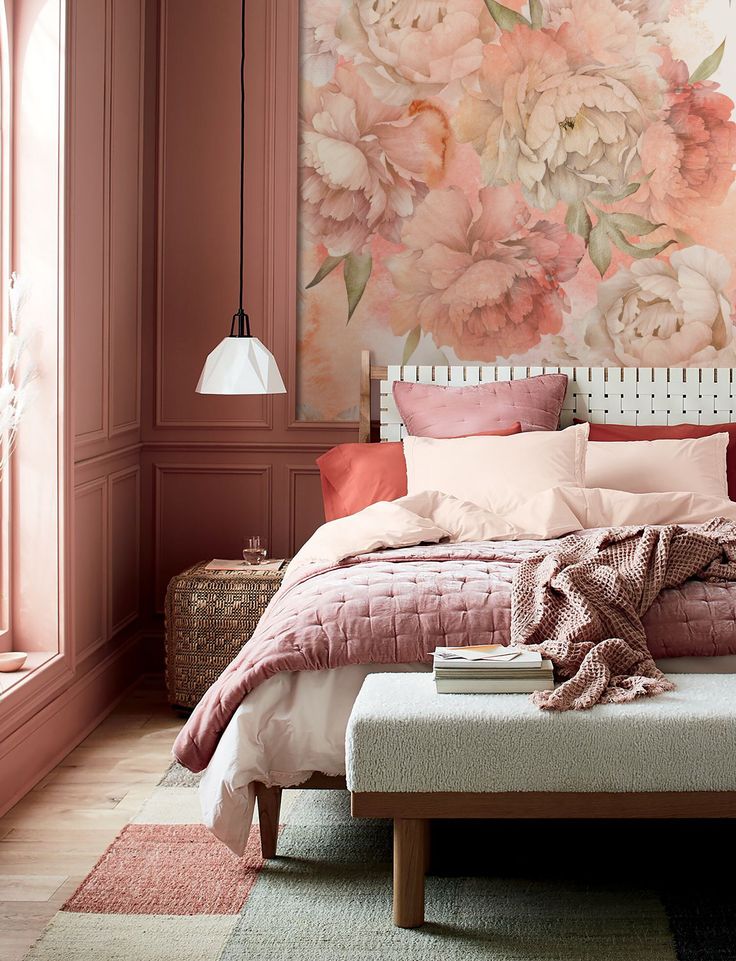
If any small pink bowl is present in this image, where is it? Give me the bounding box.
[0,652,27,672]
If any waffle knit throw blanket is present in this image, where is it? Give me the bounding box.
[512,519,736,712]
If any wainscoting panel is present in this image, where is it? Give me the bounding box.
[287,466,323,556]
[153,464,272,605]
[70,0,107,445]
[73,479,108,660]
[109,0,144,437]
[109,466,141,635]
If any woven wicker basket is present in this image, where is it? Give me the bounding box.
[164,561,287,709]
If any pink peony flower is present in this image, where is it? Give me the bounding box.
[584,246,736,366]
[633,51,736,228]
[300,65,449,257]
[387,186,584,361]
[454,3,665,210]
[547,0,671,38]
[300,0,343,86]
[336,0,496,106]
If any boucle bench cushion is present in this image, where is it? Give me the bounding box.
[346,674,736,794]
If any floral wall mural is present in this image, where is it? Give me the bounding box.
[297,0,736,421]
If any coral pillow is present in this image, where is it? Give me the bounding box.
[404,423,588,515]
[585,434,729,498]
[580,421,736,500]
[393,373,567,436]
[318,424,521,522]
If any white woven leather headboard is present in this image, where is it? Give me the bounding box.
[362,355,736,442]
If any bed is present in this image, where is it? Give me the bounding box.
[184,354,736,857]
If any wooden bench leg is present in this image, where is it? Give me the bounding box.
[254,784,282,859]
[393,818,427,928]
[421,819,431,875]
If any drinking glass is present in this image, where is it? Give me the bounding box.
[242,535,267,565]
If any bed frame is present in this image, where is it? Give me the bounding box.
[254,351,736,860]
[358,349,736,442]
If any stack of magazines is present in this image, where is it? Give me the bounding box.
[433,645,554,694]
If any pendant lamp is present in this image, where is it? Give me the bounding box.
[196,0,286,395]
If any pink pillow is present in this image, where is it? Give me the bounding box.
[578,420,736,501]
[585,434,729,498]
[404,424,588,515]
[317,424,522,521]
[393,374,567,436]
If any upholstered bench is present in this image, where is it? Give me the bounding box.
[346,673,736,928]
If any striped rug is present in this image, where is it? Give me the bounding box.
[23,765,735,960]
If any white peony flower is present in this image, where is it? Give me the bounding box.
[300,0,343,86]
[583,246,736,366]
[336,0,495,106]
[454,0,665,210]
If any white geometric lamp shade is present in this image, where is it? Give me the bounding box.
[196,336,286,395]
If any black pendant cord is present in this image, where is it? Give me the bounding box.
[231,0,251,339]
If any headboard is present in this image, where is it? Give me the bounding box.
[359,350,736,443]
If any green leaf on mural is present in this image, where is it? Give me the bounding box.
[590,182,643,204]
[529,0,543,27]
[607,226,675,260]
[589,223,612,277]
[402,327,422,365]
[565,203,592,243]
[306,254,345,289]
[675,228,697,247]
[344,252,372,322]
[689,39,725,82]
[606,212,663,237]
[483,0,530,30]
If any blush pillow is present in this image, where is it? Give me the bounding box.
[585,434,729,498]
[403,423,588,515]
[580,421,736,501]
[317,424,522,522]
[393,373,568,436]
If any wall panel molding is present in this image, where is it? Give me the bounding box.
[286,465,323,556]
[142,440,335,455]
[108,465,141,635]
[70,0,108,448]
[153,0,271,430]
[108,0,145,438]
[72,477,108,663]
[72,0,146,451]
[75,442,143,471]
[153,462,273,606]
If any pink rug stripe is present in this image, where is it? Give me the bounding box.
[63,823,264,915]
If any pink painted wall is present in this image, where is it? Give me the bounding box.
[70,0,146,660]
[0,0,153,816]
[141,0,340,617]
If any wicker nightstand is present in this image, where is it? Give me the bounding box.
[164,561,288,710]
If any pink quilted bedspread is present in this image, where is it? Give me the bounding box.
[173,539,736,772]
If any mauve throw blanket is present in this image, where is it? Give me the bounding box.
[513,519,736,711]
[174,520,736,772]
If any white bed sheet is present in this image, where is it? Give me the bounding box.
[199,656,736,855]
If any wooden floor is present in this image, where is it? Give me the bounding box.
[0,677,181,961]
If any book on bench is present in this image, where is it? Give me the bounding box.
[433,645,554,694]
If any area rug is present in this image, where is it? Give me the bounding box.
[23,764,735,960]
